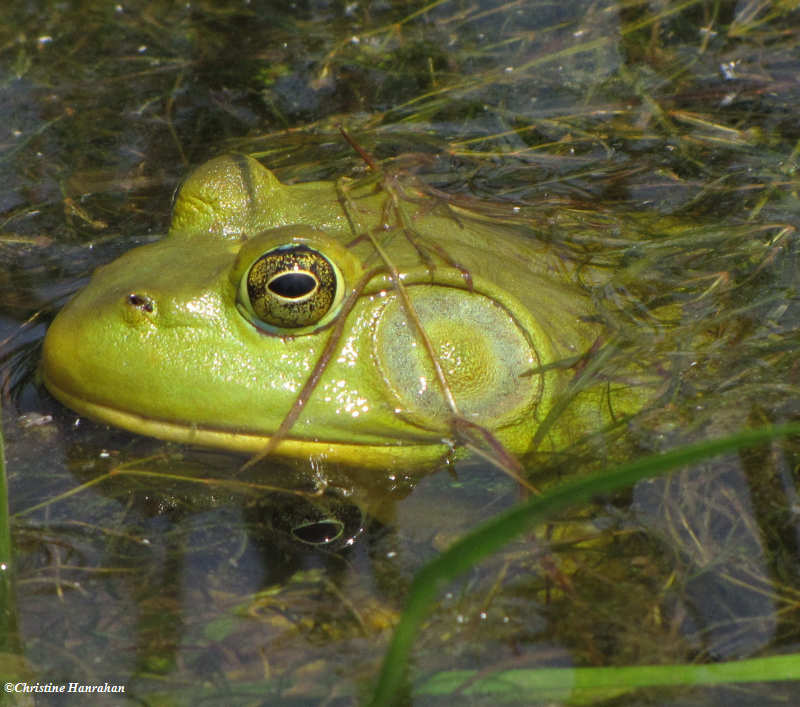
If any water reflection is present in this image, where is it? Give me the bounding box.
[9,402,519,696]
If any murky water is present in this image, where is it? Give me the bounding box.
[1,1,799,704]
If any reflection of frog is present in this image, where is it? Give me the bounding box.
[42,154,630,471]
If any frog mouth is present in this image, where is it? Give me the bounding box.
[42,372,446,470]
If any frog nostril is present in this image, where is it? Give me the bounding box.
[127,293,154,312]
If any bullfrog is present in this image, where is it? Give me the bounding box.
[41,154,632,472]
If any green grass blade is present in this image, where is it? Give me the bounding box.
[416,654,800,700]
[368,423,800,706]
[0,407,33,691]
[0,402,11,650]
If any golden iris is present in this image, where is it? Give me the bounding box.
[245,245,336,328]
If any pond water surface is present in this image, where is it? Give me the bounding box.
[1,1,799,705]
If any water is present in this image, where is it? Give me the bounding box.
[1,1,799,704]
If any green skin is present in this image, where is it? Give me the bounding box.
[42,154,619,472]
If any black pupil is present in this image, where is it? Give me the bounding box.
[268,272,316,298]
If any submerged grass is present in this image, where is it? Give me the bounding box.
[0,403,10,639]
[415,654,800,700]
[372,424,800,704]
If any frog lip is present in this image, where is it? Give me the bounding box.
[41,372,445,470]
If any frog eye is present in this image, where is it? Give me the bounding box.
[270,496,365,549]
[242,244,339,329]
[291,518,345,546]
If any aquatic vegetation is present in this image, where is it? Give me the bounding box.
[0,0,799,704]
